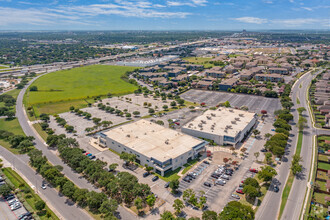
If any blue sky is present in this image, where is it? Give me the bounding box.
[0,0,329,30]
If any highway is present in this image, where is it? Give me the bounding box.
[256,69,327,220]
[0,145,91,220]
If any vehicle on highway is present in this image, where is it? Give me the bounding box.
[236,189,244,194]
[152,176,159,182]
[273,185,279,192]
[203,182,212,187]
[164,182,170,188]
[143,172,150,177]
[42,183,47,189]
[249,168,259,173]
[231,194,240,199]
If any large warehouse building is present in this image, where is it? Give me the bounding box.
[182,108,257,146]
[97,119,207,176]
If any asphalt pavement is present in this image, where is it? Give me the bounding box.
[256,69,325,220]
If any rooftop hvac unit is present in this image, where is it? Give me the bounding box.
[198,124,203,127]
[239,114,244,117]
[201,120,206,124]
[231,121,236,124]
[227,125,232,129]
[200,128,203,130]
[235,117,240,121]
[144,133,147,135]
[229,109,233,112]
[165,139,169,144]
[206,116,211,120]
[126,134,131,138]
[224,129,228,133]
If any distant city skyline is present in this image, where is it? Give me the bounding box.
[0,0,329,30]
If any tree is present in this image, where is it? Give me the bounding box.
[257,166,277,182]
[99,199,118,215]
[223,158,229,164]
[243,185,259,202]
[148,108,155,114]
[219,201,254,220]
[0,184,11,196]
[298,117,307,131]
[297,107,306,115]
[224,101,231,107]
[61,181,75,198]
[109,163,118,172]
[134,197,143,213]
[144,164,153,173]
[69,106,75,111]
[254,152,260,161]
[125,113,131,118]
[265,152,273,165]
[169,179,180,194]
[29,86,38,91]
[146,194,156,209]
[173,199,185,216]
[202,210,218,220]
[162,105,169,111]
[40,122,49,130]
[160,211,175,220]
[177,99,185,106]
[278,113,293,122]
[243,178,260,189]
[252,129,260,137]
[35,200,46,211]
[132,111,140,117]
[120,152,136,165]
[170,101,177,107]
[291,153,303,175]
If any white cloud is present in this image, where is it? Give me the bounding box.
[272,18,329,27]
[232,17,268,24]
[262,0,273,4]
[300,7,313,11]
[167,0,207,7]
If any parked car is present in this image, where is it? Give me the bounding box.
[143,172,150,177]
[211,173,220,179]
[220,174,230,180]
[10,203,21,211]
[260,148,267,152]
[231,194,240,199]
[274,185,279,192]
[183,177,191,183]
[89,155,96,160]
[152,176,159,182]
[203,160,210,165]
[164,182,170,188]
[85,152,90,155]
[249,168,259,173]
[216,179,226,186]
[4,194,15,201]
[236,189,244,194]
[203,182,212,187]
[8,199,19,206]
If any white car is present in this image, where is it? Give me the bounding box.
[10,203,21,211]
[42,184,47,189]
[8,199,18,206]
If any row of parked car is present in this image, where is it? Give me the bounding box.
[183,160,210,183]
[82,150,96,160]
[3,193,32,219]
[142,172,159,182]
[206,165,235,187]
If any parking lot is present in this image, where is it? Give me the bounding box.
[0,191,30,220]
[181,90,281,117]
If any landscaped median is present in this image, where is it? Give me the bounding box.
[1,167,59,220]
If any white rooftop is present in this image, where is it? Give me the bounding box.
[103,119,204,162]
[182,107,256,137]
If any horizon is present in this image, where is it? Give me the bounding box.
[0,0,329,31]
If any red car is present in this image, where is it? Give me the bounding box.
[236,189,244,194]
[85,152,90,155]
[249,168,258,173]
[174,122,180,125]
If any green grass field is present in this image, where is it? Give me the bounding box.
[183,57,214,68]
[0,66,9,70]
[0,118,26,154]
[24,65,138,115]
